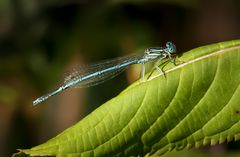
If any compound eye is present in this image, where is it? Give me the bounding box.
[166,42,176,53]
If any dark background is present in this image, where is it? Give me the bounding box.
[0,0,240,157]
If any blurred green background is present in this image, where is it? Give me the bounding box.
[0,0,240,157]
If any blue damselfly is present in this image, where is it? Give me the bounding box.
[33,42,176,106]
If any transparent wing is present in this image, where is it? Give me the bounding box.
[64,53,143,88]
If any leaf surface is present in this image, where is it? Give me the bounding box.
[14,40,240,157]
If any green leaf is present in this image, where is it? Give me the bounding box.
[14,40,240,157]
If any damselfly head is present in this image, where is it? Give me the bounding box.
[165,42,176,54]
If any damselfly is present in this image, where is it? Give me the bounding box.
[33,42,176,106]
